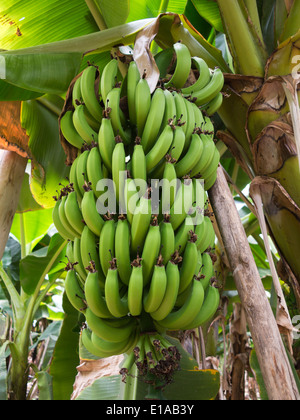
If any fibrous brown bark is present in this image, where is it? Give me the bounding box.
[209,166,300,401]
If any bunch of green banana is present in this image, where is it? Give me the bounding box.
[55,46,223,372]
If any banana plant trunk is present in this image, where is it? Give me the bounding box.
[214,0,300,304]
[0,150,27,260]
[209,166,300,401]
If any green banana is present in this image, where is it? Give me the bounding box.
[69,154,83,203]
[81,327,109,358]
[192,101,205,128]
[73,104,98,144]
[199,252,215,291]
[143,256,168,313]
[100,58,119,105]
[84,270,112,318]
[201,148,220,182]
[73,237,88,283]
[169,179,194,231]
[64,190,84,236]
[189,68,224,107]
[72,75,83,108]
[156,277,204,331]
[202,91,224,116]
[169,124,186,162]
[172,91,189,135]
[58,195,80,240]
[131,137,147,197]
[127,61,141,126]
[81,187,105,237]
[174,215,194,255]
[197,216,215,253]
[64,266,86,313]
[178,232,199,294]
[175,133,204,178]
[190,136,216,177]
[98,112,115,173]
[81,65,103,122]
[65,240,75,266]
[141,216,161,286]
[99,216,116,276]
[80,225,102,274]
[115,215,132,286]
[145,122,174,173]
[76,149,90,197]
[147,123,183,181]
[112,136,126,208]
[150,255,181,321]
[161,88,177,130]
[86,145,104,199]
[106,87,131,145]
[73,75,100,131]
[105,258,129,318]
[204,170,218,191]
[60,111,85,149]
[130,193,152,255]
[194,215,208,251]
[135,76,151,137]
[160,214,176,265]
[161,157,178,215]
[164,42,191,89]
[184,98,196,147]
[184,284,220,330]
[191,178,206,216]
[181,57,211,95]
[203,115,214,139]
[91,331,133,357]
[194,249,204,277]
[128,256,144,317]
[52,198,72,241]
[85,308,134,343]
[141,87,166,153]
[124,177,139,225]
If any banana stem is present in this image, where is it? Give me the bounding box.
[242,0,264,42]
[216,0,267,76]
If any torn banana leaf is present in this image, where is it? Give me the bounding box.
[250,177,300,283]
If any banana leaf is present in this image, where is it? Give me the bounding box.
[250,177,300,283]
[49,294,81,401]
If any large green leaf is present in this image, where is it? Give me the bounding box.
[97,0,130,28]
[0,0,99,50]
[19,233,66,295]
[50,294,81,401]
[0,52,82,95]
[11,208,54,254]
[127,0,188,22]
[191,0,224,33]
[0,80,43,101]
[21,97,70,208]
[0,341,9,401]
